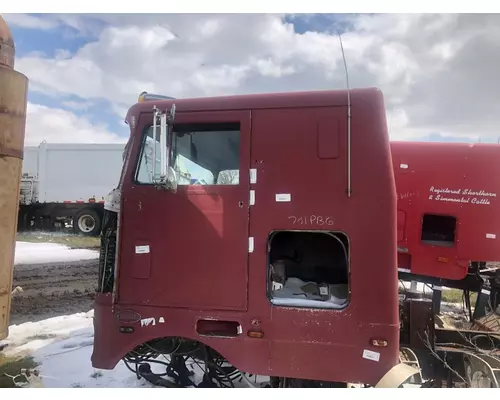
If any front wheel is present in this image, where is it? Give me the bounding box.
[73,209,101,236]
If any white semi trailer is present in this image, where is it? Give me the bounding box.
[19,141,126,236]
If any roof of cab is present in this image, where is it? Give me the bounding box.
[125,87,383,121]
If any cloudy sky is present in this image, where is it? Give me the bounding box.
[4,13,500,146]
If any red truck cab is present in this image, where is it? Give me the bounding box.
[92,88,399,386]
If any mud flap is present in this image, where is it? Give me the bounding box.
[374,363,421,388]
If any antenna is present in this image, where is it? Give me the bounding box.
[338,31,352,198]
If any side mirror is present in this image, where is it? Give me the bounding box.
[166,166,177,192]
[152,103,177,192]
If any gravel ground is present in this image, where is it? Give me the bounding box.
[9,259,98,326]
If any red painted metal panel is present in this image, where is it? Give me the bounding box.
[392,141,500,280]
[317,119,340,159]
[247,103,398,384]
[118,110,251,311]
[130,242,151,279]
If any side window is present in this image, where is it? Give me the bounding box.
[173,122,240,185]
[136,122,240,186]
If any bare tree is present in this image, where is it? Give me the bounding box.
[217,170,239,185]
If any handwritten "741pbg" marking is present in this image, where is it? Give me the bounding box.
[288,215,334,226]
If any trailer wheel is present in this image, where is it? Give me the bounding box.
[74,209,101,236]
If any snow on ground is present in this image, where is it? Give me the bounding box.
[14,241,98,265]
[2,311,156,388]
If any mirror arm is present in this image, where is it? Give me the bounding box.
[152,106,159,181]
[160,112,167,181]
[151,103,177,192]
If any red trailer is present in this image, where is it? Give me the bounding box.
[392,141,500,308]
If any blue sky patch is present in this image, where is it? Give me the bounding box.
[11,24,89,59]
[284,13,356,35]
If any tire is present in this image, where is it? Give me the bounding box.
[73,209,102,236]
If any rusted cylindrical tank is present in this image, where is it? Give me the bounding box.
[0,15,28,341]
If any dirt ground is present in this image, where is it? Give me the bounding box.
[9,259,98,326]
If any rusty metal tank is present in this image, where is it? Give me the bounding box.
[0,15,28,341]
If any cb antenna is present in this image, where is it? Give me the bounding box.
[338,31,352,198]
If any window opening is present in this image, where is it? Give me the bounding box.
[268,231,349,309]
[421,214,456,247]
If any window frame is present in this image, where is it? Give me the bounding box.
[133,119,242,188]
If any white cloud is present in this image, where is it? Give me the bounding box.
[3,13,58,30]
[13,13,500,142]
[25,103,126,146]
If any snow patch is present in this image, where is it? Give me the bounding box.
[34,330,147,388]
[2,311,157,388]
[3,311,95,356]
[14,241,98,265]
[2,311,215,388]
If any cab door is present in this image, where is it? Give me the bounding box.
[118,110,251,311]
